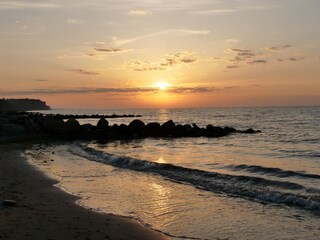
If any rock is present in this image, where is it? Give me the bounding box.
[224,126,236,133]
[205,125,227,137]
[243,128,261,134]
[80,124,95,138]
[2,200,16,207]
[185,127,202,137]
[161,120,176,136]
[129,119,145,132]
[97,118,108,129]
[64,118,81,136]
[0,117,9,125]
[174,124,185,137]
[42,117,65,133]
[1,123,25,135]
[192,123,200,130]
[118,124,133,138]
[145,122,161,137]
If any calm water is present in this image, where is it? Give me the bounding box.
[29,106,320,239]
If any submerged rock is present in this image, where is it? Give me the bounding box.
[2,199,16,207]
[205,125,227,137]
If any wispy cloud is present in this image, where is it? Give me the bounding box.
[247,59,268,64]
[36,79,49,82]
[67,18,83,24]
[127,51,198,71]
[0,85,222,96]
[226,39,239,43]
[68,69,100,75]
[227,48,257,63]
[192,9,238,15]
[227,65,240,69]
[112,29,210,46]
[128,10,152,16]
[265,45,292,51]
[0,1,58,9]
[277,56,306,62]
[85,46,131,59]
[167,86,217,94]
[93,47,126,53]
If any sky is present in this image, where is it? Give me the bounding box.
[0,0,319,108]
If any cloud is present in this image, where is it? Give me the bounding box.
[0,1,58,9]
[111,29,210,46]
[247,59,268,64]
[227,48,256,63]
[0,86,221,96]
[192,9,238,15]
[227,65,240,69]
[128,10,152,16]
[288,57,306,62]
[127,51,198,71]
[68,69,100,75]
[36,79,48,82]
[67,18,83,24]
[93,47,126,53]
[226,39,239,43]
[265,45,292,51]
[167,86,217,94]
[277,56,306,62]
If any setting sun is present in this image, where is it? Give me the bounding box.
[155,82,171,91]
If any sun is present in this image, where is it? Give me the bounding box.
[155,81,171,90]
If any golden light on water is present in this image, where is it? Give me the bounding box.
[157,157,167,163]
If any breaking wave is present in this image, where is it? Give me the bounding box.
[72,143,320,211]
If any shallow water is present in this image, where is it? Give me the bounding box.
[29,106,320,239]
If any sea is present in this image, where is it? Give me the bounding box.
[27,106,320,240]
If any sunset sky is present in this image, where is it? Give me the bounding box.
[1,0,319,108]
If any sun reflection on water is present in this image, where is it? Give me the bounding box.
[157,157,167,163]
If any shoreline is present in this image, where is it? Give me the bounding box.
[0,142,169,240]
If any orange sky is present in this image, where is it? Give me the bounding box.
[1,0,320,108]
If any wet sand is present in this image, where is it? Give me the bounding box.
[0,143,169,240]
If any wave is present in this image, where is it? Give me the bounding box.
[224,164,320,179]
[72,144,320,211]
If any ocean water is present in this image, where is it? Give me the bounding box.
[29,106,320,239]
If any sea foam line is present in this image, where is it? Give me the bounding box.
[71,143,320,211]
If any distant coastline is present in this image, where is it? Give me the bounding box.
[0,98,51,111]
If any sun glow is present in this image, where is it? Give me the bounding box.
[155,81,171,90]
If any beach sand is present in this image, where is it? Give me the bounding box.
[0,143,169,240]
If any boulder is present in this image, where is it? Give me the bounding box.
[97,118,109,130]
[129,119,145,132]
[119,124,133,138]
[145,122,161,137]
[2,200,16,207]
[42,117,65,133]
[64,118,81,136]
[224,126,236,133]
[161,120,176,137]
[205,125,227,137]
[192,123,200,130]
[1,123,25,135]
[243,128,261,134]
[80,124,95,138]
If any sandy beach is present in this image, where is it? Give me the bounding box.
[0,143,169,240]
